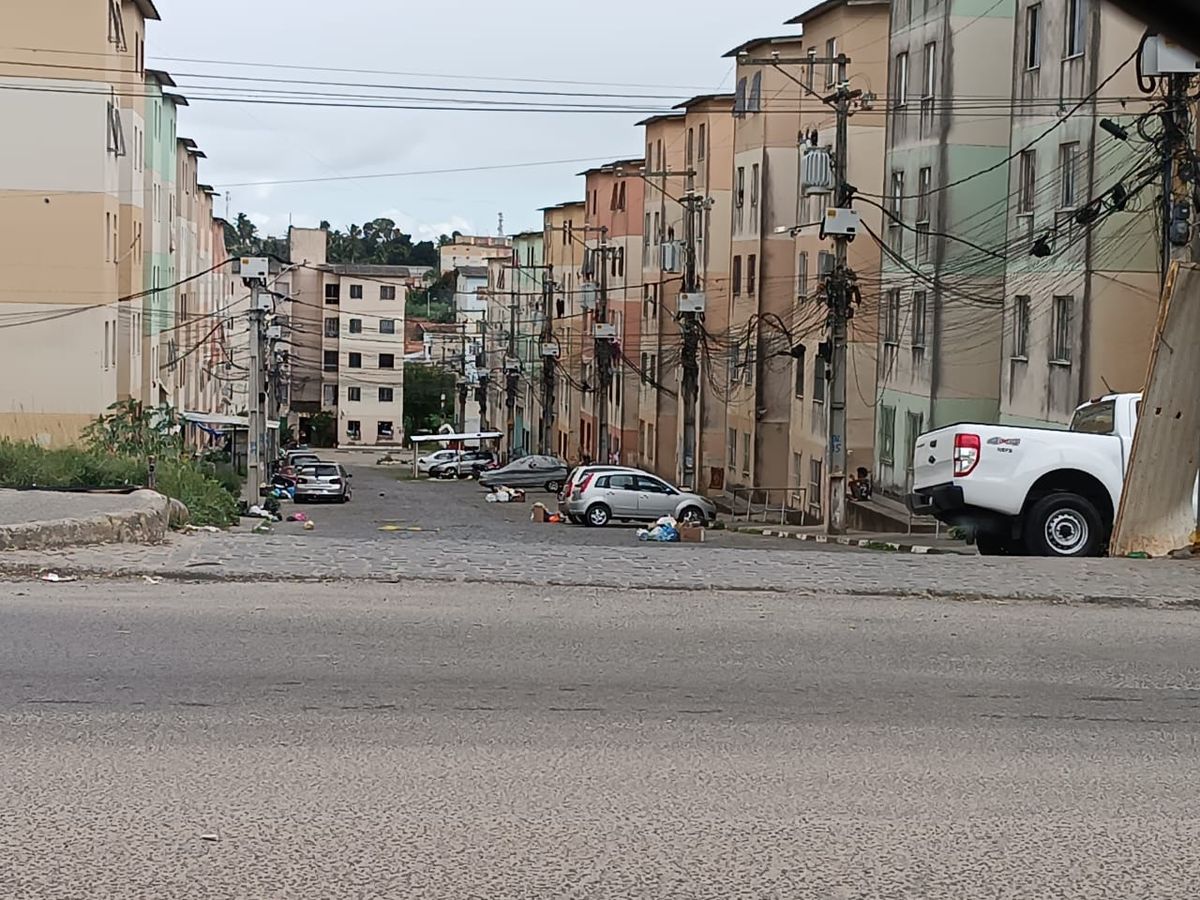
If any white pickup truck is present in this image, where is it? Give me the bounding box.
[907,393,1153,557]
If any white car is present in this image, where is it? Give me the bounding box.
[417,449,459,475]
[907,393,1196,557]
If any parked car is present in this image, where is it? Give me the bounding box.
[417,448,459,475]
[293,463,353,503]
[478,455,569,493]
[562,468,716,527]
[907,392,1198,557]
[431,449,497,479]
[558,465,635,524]
[281,452,322,475]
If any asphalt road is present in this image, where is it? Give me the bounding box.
[286,459,853,552]
[2,579,1198,898]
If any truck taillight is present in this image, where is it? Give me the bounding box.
[954,433,981,477]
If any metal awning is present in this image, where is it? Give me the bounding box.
[182,412,279,430]
[410,431,502,443]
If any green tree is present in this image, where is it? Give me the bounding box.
[403,363,457,437]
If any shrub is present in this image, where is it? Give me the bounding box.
[154,460,239,527]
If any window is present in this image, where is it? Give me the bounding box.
[794,344,806,398]
[813,355,826,403]
[324,283,340,304]
[378,387,394,402]
[1059,142,1080,208]
[922,43,937,98]
[105,213,111,262]
[879,405,897,465]
[797,252,809,299]
[748,71,762,113]
[895,52,909,107]
[885,289,901,345]
[1013,295,1030,359]
[742,432,751,476]
[809,458,823,518]
[348,386,362,402]
[825,38,838,87]
[1026,4,1042,69]
[686,128,694,166]
[653,211,660,245]
[916,167,932,263]
[1052,295,1073,363]
[912,291,927,350]
[1070,399,1116,435]
[890,170,905,216]
[617,181,626,210]
[380,285,396,300]
[647,423,655,461]
[735,167,745,208]
[380,319,396,334]
[345,420,361,440]
[377,421,394,440]
[1018,150,1037,213]
[727,428,736,467]
[747,255,757,294]
[349,352,362,368]
[698,124,706,160]
[322,385,338,407]
[349,284,363,300]
[750,163,760,211]
[734,76,747,116]
[348,318,363,334]
[1066,0,1084,57]
[324,317,339,338]
[323,350,338,372]
[103,322,110,369]
[378,353,395,369]
[732,255,743,295]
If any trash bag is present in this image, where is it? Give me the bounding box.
[655,525,680,542]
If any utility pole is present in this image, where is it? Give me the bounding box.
[239,257,271,507]
[825,54,854,535]
[678,191,705,492]
[504,268,520,459]
[595,228,612,464]
[540,267,557,455]
[457,322,468,432]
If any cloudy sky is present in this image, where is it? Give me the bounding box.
[149,0,812,240]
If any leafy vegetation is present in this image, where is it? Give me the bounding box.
[0,401,241,527]
[403,363,457,437]
[407,270,457,324]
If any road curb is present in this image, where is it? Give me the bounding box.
[0,490,171,552]
[726,525,964,555]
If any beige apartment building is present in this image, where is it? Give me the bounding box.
[785,0,888,521]
[672,94,734,496]
[636,113,688,481]
[722,35,806,498]
[439,235,512,273]
[0,0,159,445]
[541,201,586,460]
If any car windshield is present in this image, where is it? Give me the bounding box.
[299,465,339,478]
[1070,400,1116,435]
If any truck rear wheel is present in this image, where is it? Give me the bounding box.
[1024,493,1103,557]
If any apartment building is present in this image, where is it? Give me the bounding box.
[672,95,734,496]
[723,36,806,496]
[581,159,646,464]
[999,1,1157,426]
[0,0,160,445]
[510,230,545,455]
[875,0,1016,496]
[541,201,586,460]
[439,235,512,273]
[783,1,888,522]
[636,113,688,481]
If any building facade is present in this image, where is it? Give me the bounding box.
[439,235,512,273]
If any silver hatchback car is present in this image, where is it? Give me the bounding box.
[562,468,716,527]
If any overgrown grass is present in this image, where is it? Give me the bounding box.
[0,440,239,527]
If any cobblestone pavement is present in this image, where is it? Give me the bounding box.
[2,579,1198,898]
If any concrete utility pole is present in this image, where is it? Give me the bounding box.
[457,322,468,433]
[540,267,557,455]
[240,258,271,506]
[678,192,706,492]
[826,54,853,535]
[504,267,520,459]
[595,228,612,464]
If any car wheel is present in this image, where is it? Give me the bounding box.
[545,479,562,493]
[678,506,707,526]
[975,533,1017,556]
[1024,493,1104,558]
[585,503,611,527]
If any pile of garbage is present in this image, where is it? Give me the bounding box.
[529,501,563,524]
[485,486,526,503]
[637,515,680,542]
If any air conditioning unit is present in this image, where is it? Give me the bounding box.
[678,291,707,314]
[581,282,598,310]
[593,323,617,340]
[661,241,681,272]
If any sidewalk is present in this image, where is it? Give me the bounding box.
[0,489,170,551]
[723,522,975,555]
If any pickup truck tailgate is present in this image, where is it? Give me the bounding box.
[913,427,956,488]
